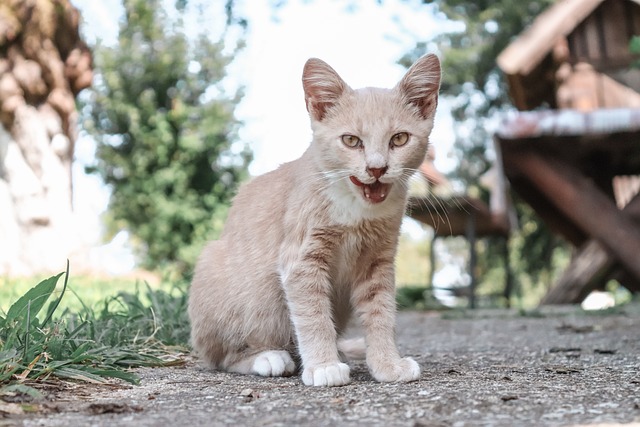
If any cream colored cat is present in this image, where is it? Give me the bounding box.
[188,54,441,387]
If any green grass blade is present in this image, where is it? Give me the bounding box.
[41,261,70,328]
[0,349,21,382]
[0,383,43,400]
[0,349,19,361]
[5,273,64,326]
[2,269,192,387]
[53,367,108,384]
[22,300,31,361]
[69,341,93,360]
[91,369,140,385]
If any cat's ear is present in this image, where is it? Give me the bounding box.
[302,58,350,122]
[396,54,441,119]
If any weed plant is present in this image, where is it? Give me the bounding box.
[0,262,190,386]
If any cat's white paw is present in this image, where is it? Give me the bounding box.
[370,357,421,383]
[302,362,350,387]
[252,350,296,377]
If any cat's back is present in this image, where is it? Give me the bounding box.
[190,160,300,317]
[220,158,301,242]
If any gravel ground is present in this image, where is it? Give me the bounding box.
[4,305,640,427]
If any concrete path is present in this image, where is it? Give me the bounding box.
[8,306,640,426]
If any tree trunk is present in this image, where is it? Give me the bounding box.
[0,0,92,275]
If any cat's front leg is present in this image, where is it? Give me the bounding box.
[284,272,350,387]
[281,231,350,387]
[352,259,420,383]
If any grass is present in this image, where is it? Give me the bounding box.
[0,262,191,387]
[0,273,164,315]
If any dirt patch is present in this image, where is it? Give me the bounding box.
[5,306,640,427]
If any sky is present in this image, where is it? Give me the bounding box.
[68,0,459,272]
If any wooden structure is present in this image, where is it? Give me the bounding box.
[497,0,640,304]
[407,147,514,308]
[496,110,640,302]
[499,0,640,111]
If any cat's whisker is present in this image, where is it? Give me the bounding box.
[428,193,454,236]
[451,193,472,216]
[410,193,445,236]
[308,170,342,180]
[305,169,352,187]
[398,168,422,184]
[392,171,451,236]
[399,167,459,235]
[306,171,354,194]
[396,171,454,236]
[318,170,351,181]
[404,183,449,235]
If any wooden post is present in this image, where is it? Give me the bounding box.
[510,152,640,282]
[541,192,640,303]
[428,236,437,288]
[541,240,615,304]
[502,238,513,308]
[466,211,477,309]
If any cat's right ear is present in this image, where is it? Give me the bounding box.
[397,54,441,119]
[302,58,349,122]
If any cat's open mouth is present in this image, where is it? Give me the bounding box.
[349,176,391,204]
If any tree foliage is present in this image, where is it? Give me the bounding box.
[83,0,250,273]
[402,0,554,185]
[401,0,568,300]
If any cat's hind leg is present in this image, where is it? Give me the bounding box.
[225,350,297,377]
[337,337,366,361]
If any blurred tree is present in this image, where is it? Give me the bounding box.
[83,0,250,273]
[400,0,568,303]
[402,0,554,186]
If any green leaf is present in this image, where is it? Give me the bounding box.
[0,348,19,362]
[0,349,21,383]
[66,320,90,340]
[41,261,70,328]
[69,341,94,360]
[53,367,108,384]
[0,384,44,400]
[91,369,140,385]
[5,273,64,327]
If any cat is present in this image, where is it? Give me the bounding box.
[188,54,441,387]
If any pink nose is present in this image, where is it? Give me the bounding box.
[366,167,387,179]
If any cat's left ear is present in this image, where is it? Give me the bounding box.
[396,54,441,119]
[302,58,350,122]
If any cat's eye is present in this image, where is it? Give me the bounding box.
[390,132,410,147]
[341,134,362,148]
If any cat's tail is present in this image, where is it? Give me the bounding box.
[337,337,366,360]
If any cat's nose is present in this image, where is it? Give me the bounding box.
[366,166,388,179]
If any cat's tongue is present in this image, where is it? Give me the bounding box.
[349,176,391,204]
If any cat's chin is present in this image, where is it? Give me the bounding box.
[349,176,391,204]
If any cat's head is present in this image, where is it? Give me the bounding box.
[302,55,441,210]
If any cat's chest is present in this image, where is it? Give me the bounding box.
[331,229,377,285]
